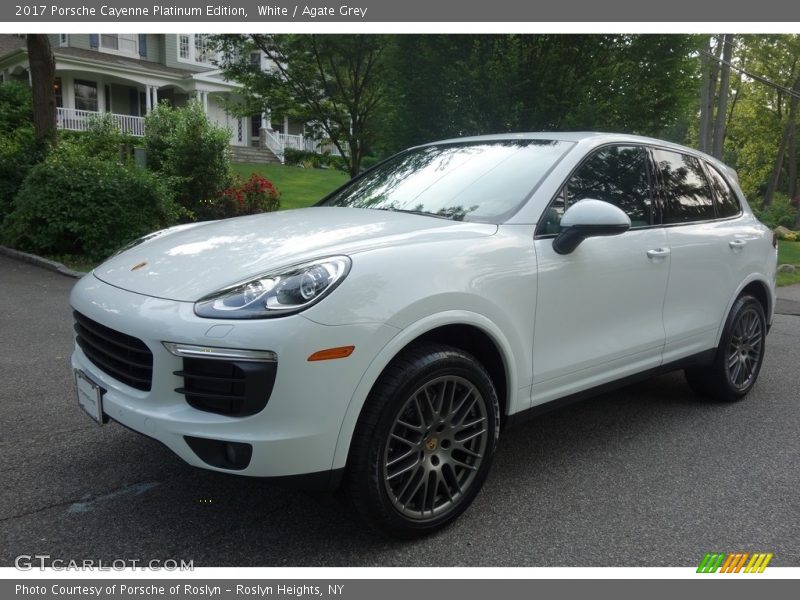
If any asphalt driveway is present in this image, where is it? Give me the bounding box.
[1,253,798,567]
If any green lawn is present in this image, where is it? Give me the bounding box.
[231,163,349,210]
[777,240,800,287]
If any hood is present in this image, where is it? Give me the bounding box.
[93,207,497,301]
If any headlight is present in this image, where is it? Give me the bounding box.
[194,256,351,319]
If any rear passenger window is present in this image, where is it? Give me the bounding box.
[652,149,715,223]
[539,145,652,234]
[706,164,741,218]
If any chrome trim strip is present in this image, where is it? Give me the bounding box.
[162,342,277,363]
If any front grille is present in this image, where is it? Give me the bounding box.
[73,311,153,391]
[175,357,276,416]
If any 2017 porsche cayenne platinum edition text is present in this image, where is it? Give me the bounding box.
[71,133,777,536]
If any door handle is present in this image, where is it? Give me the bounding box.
[729,239,747,249]
[646,247,671,260]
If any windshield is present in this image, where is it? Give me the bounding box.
[318,139,574,223]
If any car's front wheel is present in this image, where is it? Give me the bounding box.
[685,294,767,402]
[346,342,500,537]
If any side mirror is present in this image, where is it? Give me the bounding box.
[552,199,631,255]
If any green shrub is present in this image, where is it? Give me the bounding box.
[63,113,137,161]
[752,194,798,229]
[2,147,178,262]
[0,83,44,217]
[0,125,44,218]
[283,147,348,173]
[0,82,33,134]
[144,101,233,220]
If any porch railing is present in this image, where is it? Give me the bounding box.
[56,107,145,137]
[265,131,343,162]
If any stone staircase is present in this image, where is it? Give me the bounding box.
[228,145,282,165]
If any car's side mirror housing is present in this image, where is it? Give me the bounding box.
[552,199,631,255]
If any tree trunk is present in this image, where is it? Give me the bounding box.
[698,37,714,153]
[26,34,56,145]
[789,126,797,200]
[763,76,800,209]
[712,34,734,159]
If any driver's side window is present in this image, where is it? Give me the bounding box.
[540,145,653,234]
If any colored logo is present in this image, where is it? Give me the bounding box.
[697,552,773,573]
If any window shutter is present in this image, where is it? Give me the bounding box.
[89,34,98,49]
[138,34,147,57]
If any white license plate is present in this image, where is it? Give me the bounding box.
[75,369,105,425]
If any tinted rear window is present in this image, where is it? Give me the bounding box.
[319,140,574,223]
[652,148,715,224]
[706,164,741,218]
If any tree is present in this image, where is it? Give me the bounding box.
[712,34,735,158]
[214,34,390,177]
[25,34,56,145]
[383,35,698,154]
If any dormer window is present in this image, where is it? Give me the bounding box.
[177,34,217,65]
[98,34,138,57]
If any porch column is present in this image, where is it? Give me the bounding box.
[145,85,152,113]
[203,91,209,114]
[152,86,158,108]
[264,109,272,130]
[283,115,288,136]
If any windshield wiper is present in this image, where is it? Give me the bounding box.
[375,207,455,220]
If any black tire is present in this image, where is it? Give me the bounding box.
[345,341,500,538]
[684,294,767,402]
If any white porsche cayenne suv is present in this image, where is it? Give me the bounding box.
[70,133,777,536]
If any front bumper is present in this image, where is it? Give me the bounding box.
[69,274,397,477]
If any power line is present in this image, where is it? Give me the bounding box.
[700,45,800,101]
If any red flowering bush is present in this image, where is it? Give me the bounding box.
[220,173,280,217]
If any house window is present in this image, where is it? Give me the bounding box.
[250,52,261,68]
[53,78,63,108]
[179,35,190,59]
[178,34,216,64]
[74,80,98,112]
[99,34,138,56]
[59,34,68,47]
[194,34,211,63]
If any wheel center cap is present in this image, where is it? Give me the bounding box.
[425,437,438,451]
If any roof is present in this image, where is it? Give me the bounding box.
[0,35,203,80]
[0,34,26,60]
[426,131,730,170]
[53,46,195,78]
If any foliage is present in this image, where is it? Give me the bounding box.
[144,101,234,220]
[230,163,348,209]
[381,35,698,153]
[751,193,798,229]
[283,148,347,172]
[2,146,178,262]
[0,83,45,218]
[220,173,280,216]
[214,34,390,177]
[77,113,136,160]
[0,82,34,134]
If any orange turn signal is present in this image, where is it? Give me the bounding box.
[307,345,355,361]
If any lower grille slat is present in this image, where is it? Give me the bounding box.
[73,311,153,391]
[175,357,276,417]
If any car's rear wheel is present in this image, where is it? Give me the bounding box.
[685,294,766,402]
[346,342,499,538]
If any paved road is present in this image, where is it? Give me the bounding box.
[1,254,798,567]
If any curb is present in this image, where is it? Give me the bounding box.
[0,246,87,279]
